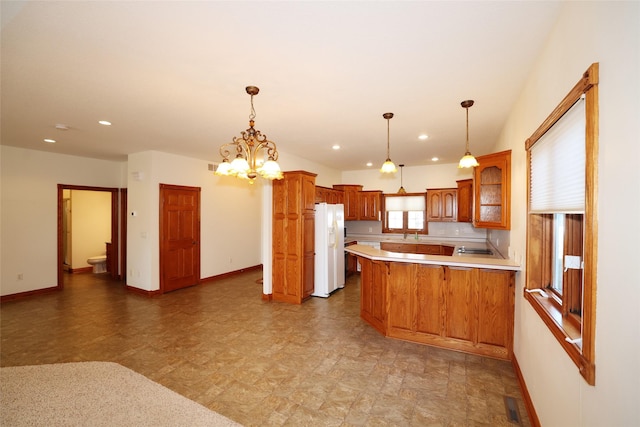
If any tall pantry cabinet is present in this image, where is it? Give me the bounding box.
[272,171,317,304]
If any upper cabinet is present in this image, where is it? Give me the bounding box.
[315,186,344,205]
[333,184,361,220]
[456,179,473,223]
[473,150,511,230]
[426,188,457,222]
[358,190,382,221]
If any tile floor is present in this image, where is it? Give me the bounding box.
[1,270,530,427]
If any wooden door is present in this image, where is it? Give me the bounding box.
[160,184,200,293]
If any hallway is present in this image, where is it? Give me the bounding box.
[1,271,530,426]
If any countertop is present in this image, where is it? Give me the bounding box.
[345,243,521,272]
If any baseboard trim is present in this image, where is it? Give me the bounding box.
[1,286,59,303]
[200,264,263,284]
[512,354,541,427]
[69,267,92,274]
[124,285,162,297]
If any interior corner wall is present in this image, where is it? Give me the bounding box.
[0,146,125,296]
[494,2,640,426]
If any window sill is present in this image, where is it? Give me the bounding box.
[524,289,595,385]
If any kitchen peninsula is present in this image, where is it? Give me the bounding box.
[346,242,521,360]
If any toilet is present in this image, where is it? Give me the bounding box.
[87,255,107,274]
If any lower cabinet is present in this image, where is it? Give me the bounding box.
[380,242,455,256]
[371,261,515,360]
[358,257,387,335]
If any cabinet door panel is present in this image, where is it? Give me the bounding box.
[416,265,444,336]
[388,263,415,332]
[456,179,473,223]
[474,150,511,229]
[477,269,514,348]
[415,244,441,255]
[445,267,475,341]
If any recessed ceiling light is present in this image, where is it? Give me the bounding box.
[418,134,429,140]
[366,162,373,167]
[44,138,56,144]
[332,144,340,150]
[98,120,112,126]
[431,157,439,162]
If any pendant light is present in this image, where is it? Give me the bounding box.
[458,100,480,168]
[398,164,407,194]
[380,112,397,173]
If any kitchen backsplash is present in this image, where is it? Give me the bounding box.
[345,220,487,240]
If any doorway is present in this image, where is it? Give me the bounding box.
[57,184,125,289]
[159,184,201,293]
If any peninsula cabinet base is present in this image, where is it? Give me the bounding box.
[359,257,515,361]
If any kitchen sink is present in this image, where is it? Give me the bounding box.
[456,246,493,255]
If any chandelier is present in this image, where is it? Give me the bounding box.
[380,112,397,173]
[458,100,480,168]
[215,86,283,183]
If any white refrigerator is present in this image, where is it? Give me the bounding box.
[313,203,345,298]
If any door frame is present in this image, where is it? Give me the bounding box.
[57,184,122,288]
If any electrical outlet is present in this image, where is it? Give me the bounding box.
[368,227,372,233]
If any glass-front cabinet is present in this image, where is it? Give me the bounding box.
[473,150,511,230]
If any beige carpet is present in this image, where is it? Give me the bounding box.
[0,362,242,426]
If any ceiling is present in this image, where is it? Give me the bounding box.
[1,1,562,171]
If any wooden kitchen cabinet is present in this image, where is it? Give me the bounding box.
[345,241,358,276]
[358,190,382,221]
[476,269,515,350]
[380,242,415,253]
[363,259,515,360]
[315,186,343,204]
[426,188,457,222]
[445,266,475,342]
[272,171,317,304]
[380,242,454,256]
[359,257,387,335]
[333,185,361,220]
[456,179,473,223]
[387,263,445,339]
[474,150,511,229]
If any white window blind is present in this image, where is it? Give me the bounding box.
[530,97,585,213]
[385,195,425,211]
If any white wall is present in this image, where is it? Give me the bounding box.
[496,2,639,426]
[70,190,111,269]
[126,150,265,291]
[0,146,125,295]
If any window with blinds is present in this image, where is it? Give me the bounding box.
[529,97,586,213]
[524,63,598,386]
[382,193,427,234]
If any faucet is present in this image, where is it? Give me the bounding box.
[403,232,407,240]
[415,232,419,240]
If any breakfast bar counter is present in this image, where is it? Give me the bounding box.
[346,244,520,360]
